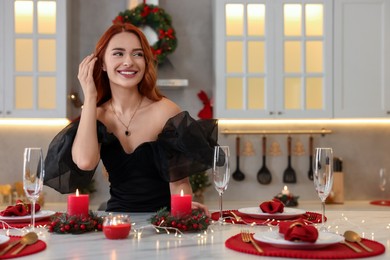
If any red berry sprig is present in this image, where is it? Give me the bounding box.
[47,211,103,234]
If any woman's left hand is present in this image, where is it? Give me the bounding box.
[192,201,210,217]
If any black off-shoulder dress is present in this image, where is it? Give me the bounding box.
[44,111,218,212]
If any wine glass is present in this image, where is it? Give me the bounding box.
[213,146,230,224]
[313,147,333,232]
[379,168,387,204]
[23,147,45,231]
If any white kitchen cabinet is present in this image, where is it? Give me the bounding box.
[214,0,333,119]
[0,0,67,118]
[334,0,390,118]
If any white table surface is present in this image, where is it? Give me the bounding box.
[1,201,389,260]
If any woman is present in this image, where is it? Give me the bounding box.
[44,23,217,215]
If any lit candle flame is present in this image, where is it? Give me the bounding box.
[180,189,184,196]
[76,189,79,196]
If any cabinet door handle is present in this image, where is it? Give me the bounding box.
[6,111,11,115]
[387,111,390,115]
[277,111,283,115]
[269,111,274,115]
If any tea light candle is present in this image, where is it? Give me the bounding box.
[103,215,131,240]
[67,189,89,217]
[282,185,290,195]
[171,189,192,217]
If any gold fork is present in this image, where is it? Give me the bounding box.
[241,230,263,253]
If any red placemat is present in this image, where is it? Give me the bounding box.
[0,219,51,229]
[0,236,46,259]
[370,200,390,206]
[225,233,385,259]
[211,210,325,225]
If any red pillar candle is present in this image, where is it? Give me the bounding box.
[67,189,89,217]
[171,189,192,217]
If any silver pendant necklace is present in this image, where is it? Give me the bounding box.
[110,97,143,136]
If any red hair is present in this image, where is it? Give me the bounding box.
[93,23,163,106]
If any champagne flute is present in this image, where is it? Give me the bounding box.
[313,147,333,232]
[379,168,387,204]
[213,146,230,224]
[23,147,45,231]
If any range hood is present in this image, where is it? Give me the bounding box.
[156,58,188,89]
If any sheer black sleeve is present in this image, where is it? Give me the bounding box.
[154,111,218,182]
[44,120,107,194]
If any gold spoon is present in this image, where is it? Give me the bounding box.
[0,232,33,256]
[344,230,373,252]
[11,232,38,255]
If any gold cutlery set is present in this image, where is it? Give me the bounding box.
[0,232,38,256]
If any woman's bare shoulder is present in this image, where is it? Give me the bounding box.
[152,97,181,119]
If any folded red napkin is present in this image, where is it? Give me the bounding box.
[279,220,318,242]
[0,200,41,216]
[259,199,284,213]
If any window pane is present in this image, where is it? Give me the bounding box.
[284,41,301,73]
[226,4,243,36]
[38,39,56,71]
[38,1,56,34]
[247,4,265,36]
[226,77,243,109]
[226,41,243,73]
[284,77,301,109]
[284,4,301,36]
[306,41,323,73]
[15,1,33,34]
[15,76,34,109]
[38,77,56,109]
[248,78,265,109]
[305,4,323,36]
[248,41,265,73]
[15,39,33,72]
[306,77,323,109]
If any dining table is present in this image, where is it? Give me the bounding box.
[0,200,389,259]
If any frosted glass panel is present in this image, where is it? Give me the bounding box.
[226,77,243,109]
[284,78,301,109]
[306,41,323,73]
[306,77,323,109]
[226,41,243,73]
[15,39,33,72]
[39,39,56,71]
[38,77,56,109]
[248,78,265,109]
[226,4,243,36]
[248,41,265,73]
[284,41,301,73]
[38,1,56,34]
[284,4,301,36]
[305,4,323,36]
[247,4,265,36]
[14,1,33,34]
[15,76,34,109]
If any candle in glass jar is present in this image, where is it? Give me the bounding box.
[282,185,290,195]
[103,215,131,239]
[171,189,192,217]
[67,189,89,217]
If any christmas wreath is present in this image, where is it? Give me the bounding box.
[150,207,210,232]
[112,3,177,64]
[47,211,104,234]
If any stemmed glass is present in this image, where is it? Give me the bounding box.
[379,168,387,204]
[23,147,45,231]
[213,146,230,224]
[313,147,333,232]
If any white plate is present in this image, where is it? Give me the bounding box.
[237,207,306,219]
[254,231,344,249]
[0,235,10,246]
[0,210,56,223]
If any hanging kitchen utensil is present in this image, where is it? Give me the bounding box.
[257,136,272,184]
[283,136,297,183]
[232,136,245,181]
[308,136,314,180]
